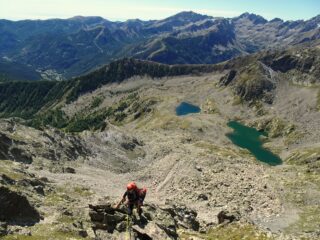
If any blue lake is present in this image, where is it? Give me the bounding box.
[176,102,201,116]
[226,121,282,166]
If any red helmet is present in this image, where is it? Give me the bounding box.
[127,182,137,190]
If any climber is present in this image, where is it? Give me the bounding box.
[114,182,147,216]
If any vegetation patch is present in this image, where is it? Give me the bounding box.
[146,111,192,130]
[44,191,70,206]
[234,62,274,103]
[232,95,243,106]
[44,184,93,207]
[72,186,93,197]
[2,223,87,240]
[90,96,103,109]
[285,205,320,236]
[194,141,243,159]
[286,147,320,174]
[0,80,72,118]
[32,92,157,131]
[0,58,216,121]
[266,118,294,138]
[65,108,110,132]
[179,223,273,240]
[0,160,26,181]
[249,117,295,139]
[284,131,304,146]
[202,99,219,114]
[65,58,215,103]
[281,162,320,236]
[250,101,268,116]
[28,109,69,129]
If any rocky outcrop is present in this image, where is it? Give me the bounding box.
[81,128,146,173]
[16,178,46,196]
[0,133,32,163]
[0,119,89,163]
[0,186,41,226]
[0,221,7,237]
[219,69,237,86]
[88,200,200,239]
[217,210,241,224]
[259,46,320,86]
[219,62,277,103]
[62,167,76,174]
[159,204,199,231]
[0,174,16,185]
[234,63,276,103]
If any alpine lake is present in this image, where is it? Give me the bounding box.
[176,102,282,166]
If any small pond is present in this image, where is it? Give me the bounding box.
[226,121,282,166]
[176,102,201,116]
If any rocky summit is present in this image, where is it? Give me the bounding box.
[0,9,320,240]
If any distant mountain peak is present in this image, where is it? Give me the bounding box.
[237,12,268,24]
[270,17,283,23]
[126,18,143,23]
[68,16,105,23]
[0,11,319,80]
[174,11,203,16]
[69,15,103,20]
[166,11,210,21]
[309,14,320,23]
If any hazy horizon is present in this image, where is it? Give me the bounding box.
[1,11,319,23]
[0,0,319,22]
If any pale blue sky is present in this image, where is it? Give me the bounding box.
[0,0,319,21]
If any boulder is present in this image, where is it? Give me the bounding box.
[34,185,45,195]
[16,178,45,195]
[9,147,33,164]
[0,174,16,185]
[145,204,177,238]
[78,230,88,238]
[17,178,45,187]
[217,210,241,224]
[0,186,41,226]
[197,193,208,201]
[88,200,200,239]
[132,222,169,240]
[63,167,76,174]
[0,222,7,237]
[0,133,32,163]
[89,203,125,233]
[161,204,199,231]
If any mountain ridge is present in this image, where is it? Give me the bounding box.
[0,57,220,119]
[0,40,318,122]
[1,11,319,80]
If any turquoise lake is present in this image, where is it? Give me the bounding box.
[226,121,282,166]
[176,102,201,116]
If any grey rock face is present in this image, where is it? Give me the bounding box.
[220,69,237,86]
[89,200,200,239]
[0,120,89,163]
[0,186,41,226]
[0,133,32,163]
